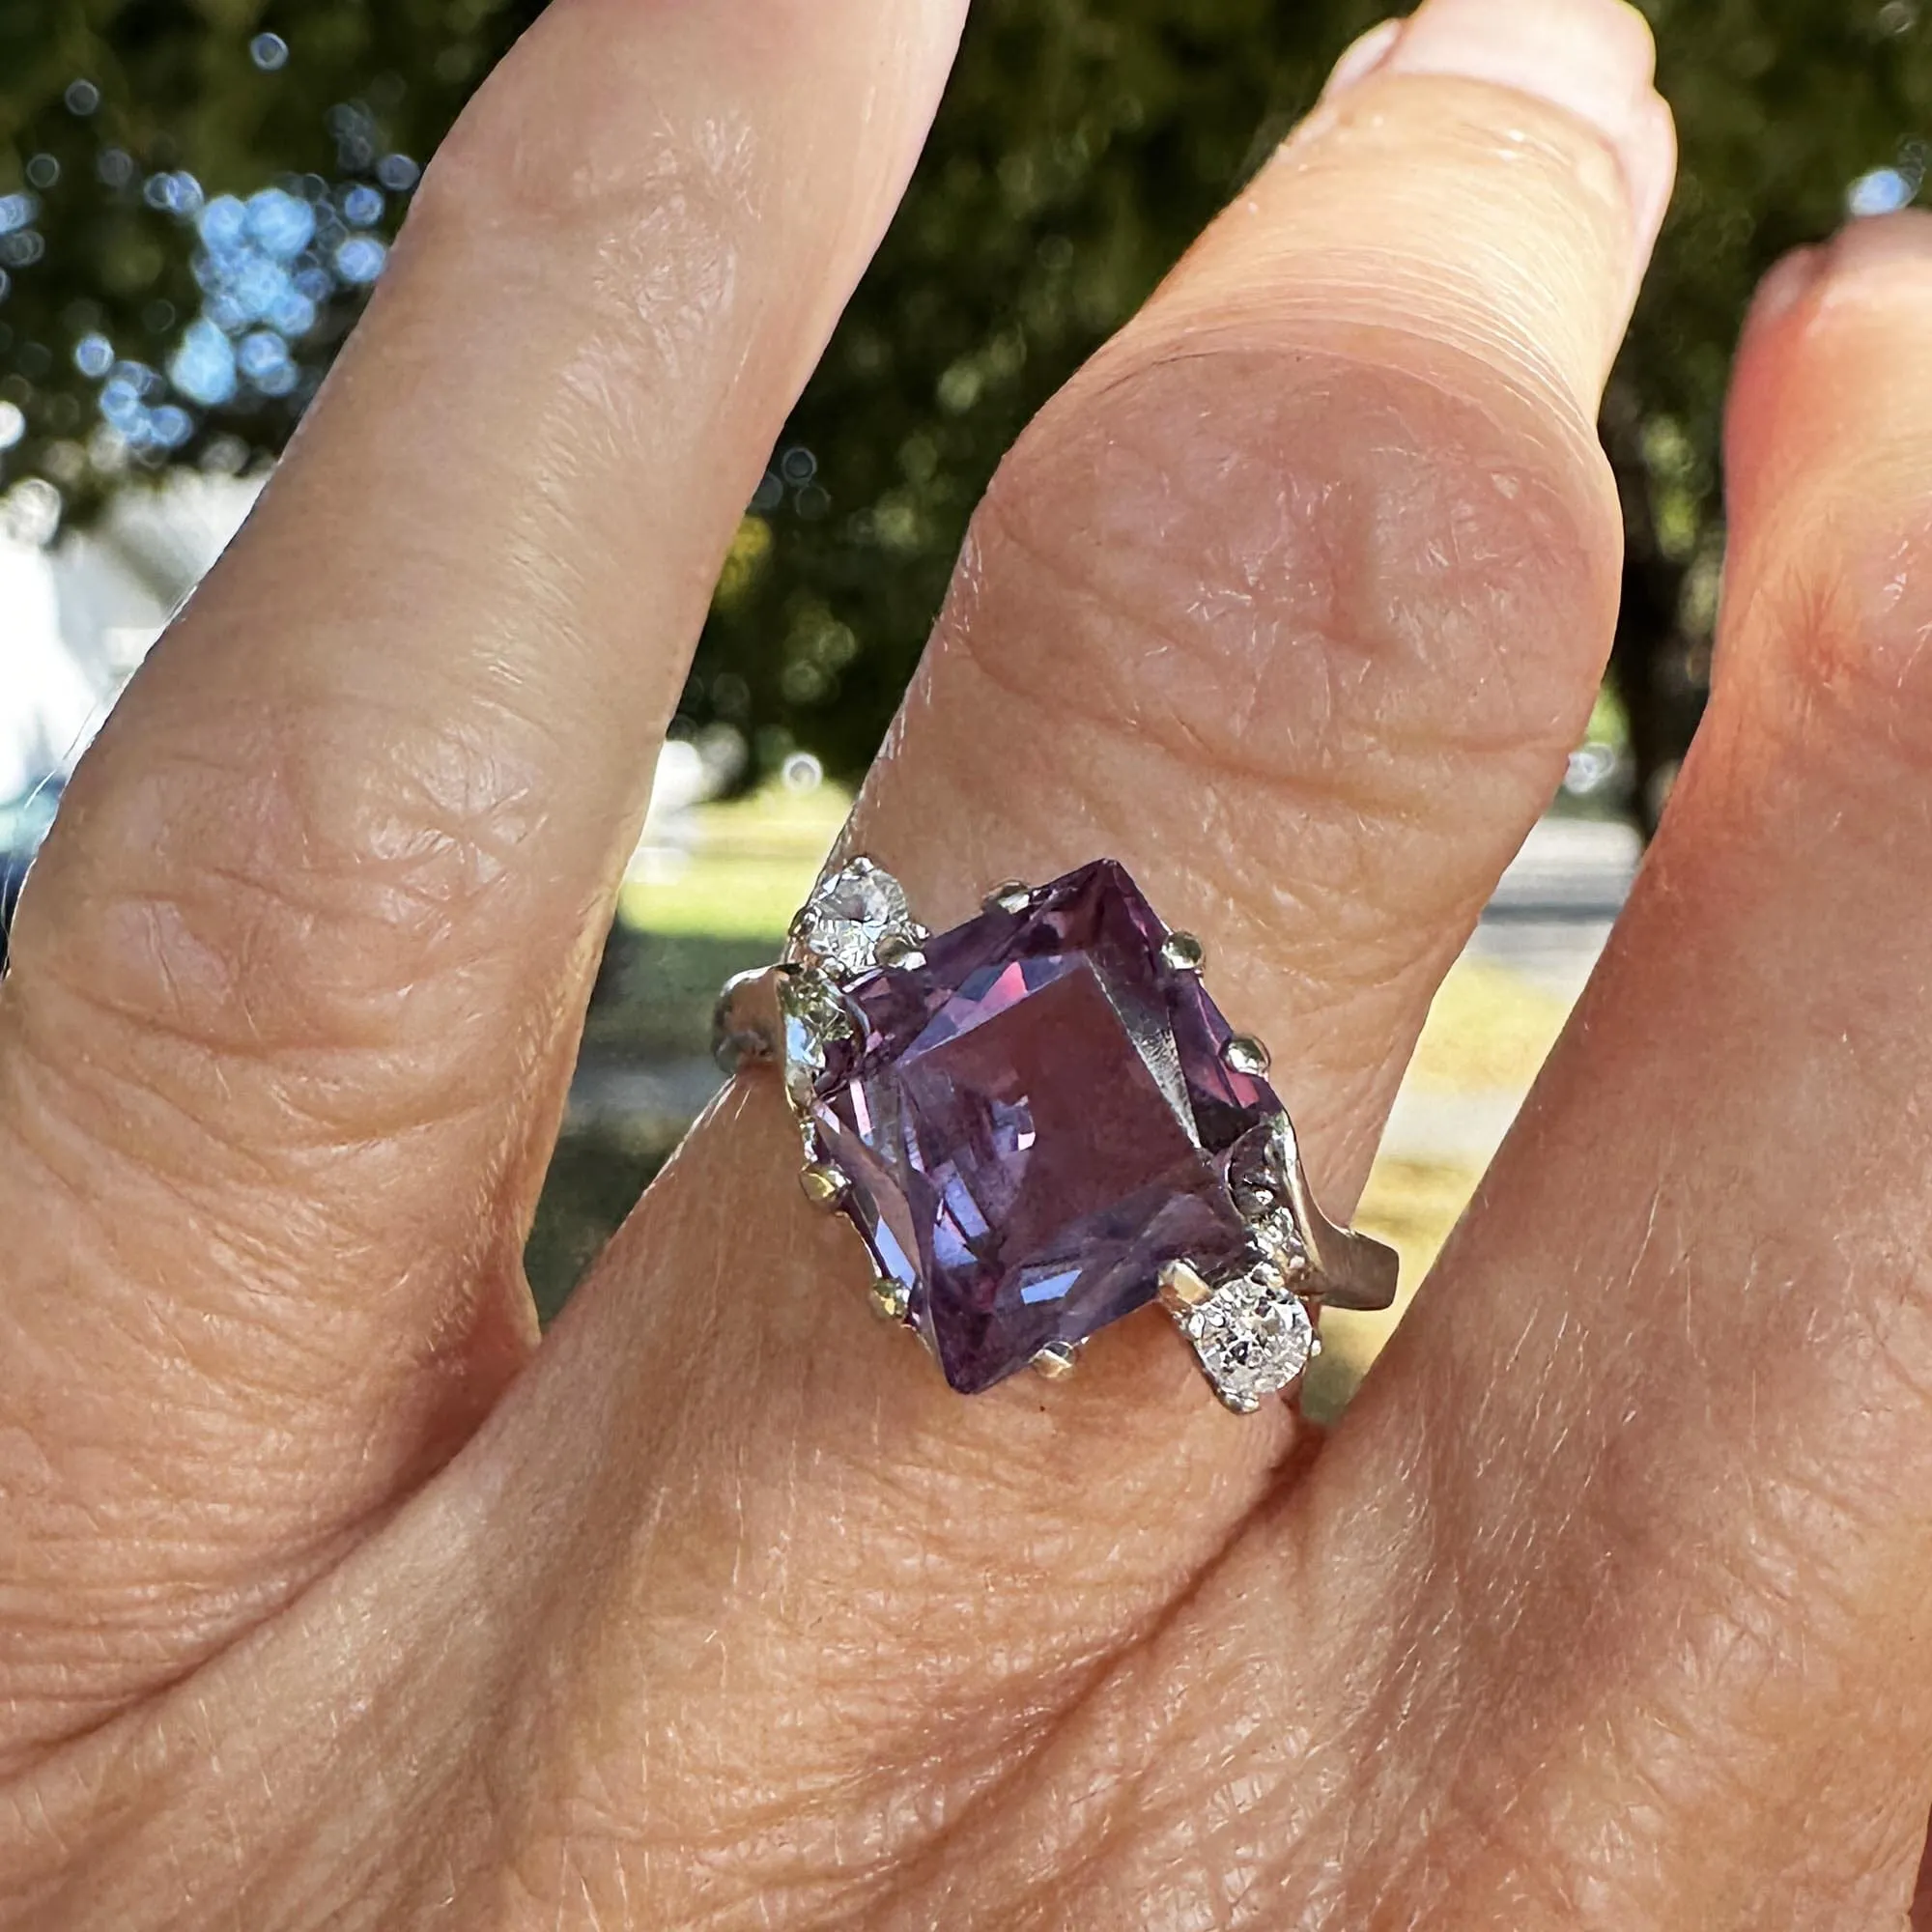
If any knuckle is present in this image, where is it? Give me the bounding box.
[16,684,548,1119]
[407,0,760,356]
[945,336,1617,932]
[1721,241,1932,784]
[968,337,1614,779]
[1721,497,1932,788]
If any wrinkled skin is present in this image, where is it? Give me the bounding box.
[5,0,1932,1924]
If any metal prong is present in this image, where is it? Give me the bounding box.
[1223,1034,1272,1078]
[874,933,926,969]
[798,1163,848,1210]
[984,880,1032,915]
[1218,1387,1264,1416]
[1160,931,1206,974]
[712,966,784,1073]
[1158,1258,1216,1313]
[869,1277,912,1322]
[848,855,878,874]
[1032,1341,1079,1381]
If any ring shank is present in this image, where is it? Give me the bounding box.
[1271,1107,1401,1313]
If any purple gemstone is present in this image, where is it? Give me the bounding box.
[809,861,1283,1394]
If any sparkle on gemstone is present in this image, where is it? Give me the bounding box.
[805,860,1288,1394]
[1179,1268,1316,1410]
[789,862,918,979]
[779,967,857,1107]
[1226,1115,1309,1278]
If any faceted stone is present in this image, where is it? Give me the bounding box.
[789,861,918,979]
[807,860,1288,1394]
[778,967,856,1108]
[1224,1113,1310,1279]
[1175,1264,1316,1412]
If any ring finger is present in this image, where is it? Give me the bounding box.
[465,0,1679,1911]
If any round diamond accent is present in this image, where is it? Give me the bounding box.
[1179,1268,1316,1411]
[778,968,856,1106]
[789,862,918,978]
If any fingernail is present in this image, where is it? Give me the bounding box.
[1387,0,1674,246]
[1321,19,1406,101]
[1741,246,1826,343]
[1740,216,1932,359]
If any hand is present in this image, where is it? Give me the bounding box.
[6,0,1929,1922]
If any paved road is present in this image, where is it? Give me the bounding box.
[1383,814,1639,1166]
[1466,813,1640,1003]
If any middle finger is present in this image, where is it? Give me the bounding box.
[463,0,1678,1914]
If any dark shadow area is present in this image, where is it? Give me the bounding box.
[526,924,783,1322]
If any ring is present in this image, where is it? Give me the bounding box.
[713,857,1400,1413]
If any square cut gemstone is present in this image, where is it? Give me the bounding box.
[808,860,1285,1394]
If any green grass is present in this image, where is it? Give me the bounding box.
[582,928,785,1060]
[615,781,847,938]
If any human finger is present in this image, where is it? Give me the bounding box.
[453,3,1681,1915]
[0,0,964,1771]
[1313,211,1932,1921]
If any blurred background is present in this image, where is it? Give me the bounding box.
[1,0,1926,1408]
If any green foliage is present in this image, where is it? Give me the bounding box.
[3,1,1929,799]
[0,0,525,503]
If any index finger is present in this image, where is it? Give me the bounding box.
[0,0,964,1772]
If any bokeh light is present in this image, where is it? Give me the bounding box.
[333,236,387,284]
[0,61,421,497]
[1849,165,1918,215]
